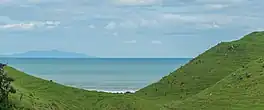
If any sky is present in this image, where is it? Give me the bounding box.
[0,0,263,58]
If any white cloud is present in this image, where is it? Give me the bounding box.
[26,0,64,4]
[161,13,236,26]
[198,22,220,29]
[114,0,162,5]
[212,22,220,28]
[88,24,95,29]
[124,40,137,44]
[0,23,35,29]
[105,21,117,30]
[45,21,60,26]
[162,14,204,23]
[151,40,162,44]
[205,4,228,9]
[196,0,246,4]
[106,19,158,29]
[0,21,60,30]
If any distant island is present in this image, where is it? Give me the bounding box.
[0,50,94,58]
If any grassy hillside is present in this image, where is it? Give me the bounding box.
[136,31,264,101]
[3,31,264,110]
[163,58,264,110]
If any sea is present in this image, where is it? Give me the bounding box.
[0,58,191,93]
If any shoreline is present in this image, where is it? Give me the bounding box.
[64,84,138,93]
[68,84,138,93]
[85,89,137,93]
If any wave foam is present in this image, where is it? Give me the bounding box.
[86,89,137,93]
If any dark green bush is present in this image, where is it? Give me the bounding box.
[0,63,16,104]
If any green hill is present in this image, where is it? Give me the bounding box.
[136,31,264,100]
[162,58,264,110]
[3,31,264,110]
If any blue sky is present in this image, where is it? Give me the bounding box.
[0,0,263,58]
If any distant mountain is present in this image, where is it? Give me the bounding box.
[0,50,94,58]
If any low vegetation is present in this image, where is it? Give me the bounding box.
[1,31,264,109]
[163,58,264,110]
[0,63,16,109]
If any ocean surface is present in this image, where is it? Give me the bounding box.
[0,58,191,93]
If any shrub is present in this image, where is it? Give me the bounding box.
[180,82,184,86]
[245,72,252,78]
[125,91,132,94]
[0,63,16,104]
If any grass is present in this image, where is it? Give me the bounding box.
[136,31,264,101]
[2,31,264,110]
[162,58,264,110]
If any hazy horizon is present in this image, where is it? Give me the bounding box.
[0,50,194,58]
[1,0,264,58]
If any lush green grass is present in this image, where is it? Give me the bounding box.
[136,31,264,101]
[163,58,264,110]
[3,31,264,110]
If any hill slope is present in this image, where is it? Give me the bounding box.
[136,31,264,102]
[3,31,264,110]
[163,58,264,110]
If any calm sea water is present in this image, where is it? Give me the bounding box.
[0,58,191,92]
